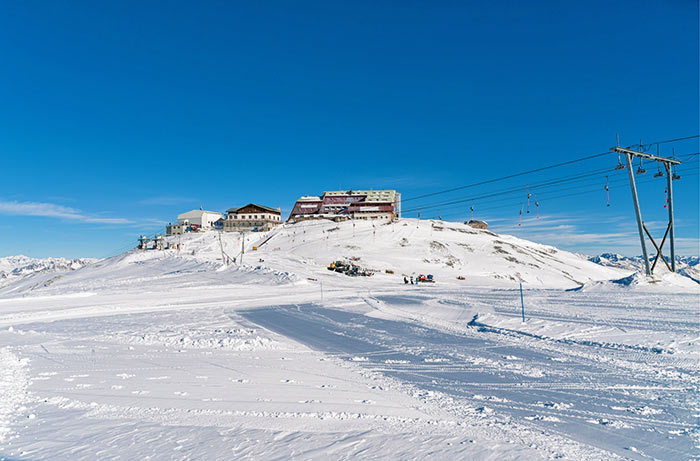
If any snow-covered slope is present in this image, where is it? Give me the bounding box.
[0,255,96,289]
[256,218,627,288]
[0,237,296,297]
[1,219,628,296]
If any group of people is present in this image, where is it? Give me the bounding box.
[403,274,434,284]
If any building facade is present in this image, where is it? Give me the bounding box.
[288,190,400,222]
[176,209,223,229]
[165,223,186,236]
[224,204,282,232]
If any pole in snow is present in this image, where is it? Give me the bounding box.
[520,283,525,323]
[664,162,677,272]
[625,153,651,275]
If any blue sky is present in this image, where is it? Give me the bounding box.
[1,1,698,258]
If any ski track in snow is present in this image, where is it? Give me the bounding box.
[0,347,30,445]
[0,219,697,460]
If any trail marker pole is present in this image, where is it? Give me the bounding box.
[519,283,525,323]
[240,231,245,264]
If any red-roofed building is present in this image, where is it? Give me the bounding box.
[288,190,400,222]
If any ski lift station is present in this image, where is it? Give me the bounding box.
[166,209,223,236]
[177,209,223,228]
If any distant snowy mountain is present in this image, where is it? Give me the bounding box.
[0,255,97,288]
[588,253,700,284]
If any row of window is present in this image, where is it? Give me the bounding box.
[228,214,280,220]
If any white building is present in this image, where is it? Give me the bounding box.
[176,209,223,229]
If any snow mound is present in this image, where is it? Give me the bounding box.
[570,271,699,292]
[108,328,281,351]
[589,253,700,284]
[259,218,627,288]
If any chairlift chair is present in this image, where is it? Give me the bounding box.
[654,161,664,178]
[614,152,625,170]
[518,204,523,227]
[526,188,532,213]
[636,158,646,175]
[671,149,681,180]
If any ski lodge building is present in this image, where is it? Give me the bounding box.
[288,190,401,222]
[166,209,223,235]
[177,209,223,229]
[224,203,282,232]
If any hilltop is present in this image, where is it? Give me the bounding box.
[1,218,630,297]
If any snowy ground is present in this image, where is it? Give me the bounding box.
[0,219,697,460]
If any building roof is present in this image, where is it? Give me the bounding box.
[226,203,281,214]
[177,209,223,219]
[322,190,397,202]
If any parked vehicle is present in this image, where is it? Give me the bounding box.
[327,260,373,277]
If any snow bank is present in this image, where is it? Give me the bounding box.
[106,327,281,351]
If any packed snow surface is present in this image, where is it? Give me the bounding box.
[0,219,697,460]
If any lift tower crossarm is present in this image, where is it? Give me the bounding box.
[611,147,682,165]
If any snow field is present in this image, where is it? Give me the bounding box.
[0,218,697,459]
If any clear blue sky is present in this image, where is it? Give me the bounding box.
[1,1,698,258]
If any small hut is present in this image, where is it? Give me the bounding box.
[466,220,488,230]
